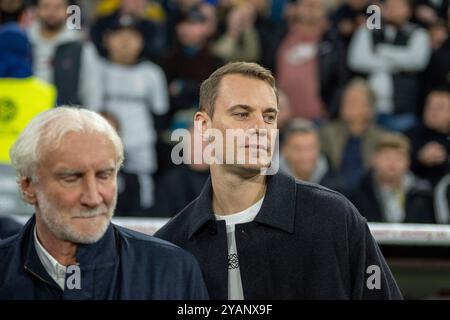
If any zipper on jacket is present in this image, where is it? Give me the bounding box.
[24,264,60,289]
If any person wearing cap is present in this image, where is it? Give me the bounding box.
[163,3,223,115]
[90,0,166,61]
[96,16,169,215]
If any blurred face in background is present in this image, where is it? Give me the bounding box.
[283,131,319,180]
[277,91,292,129]
[340,85,374,131]
[120,0,147,16]
[37,0,67,31]
[372,147,410,186]
[295,0,326,26]
[424,91,450,133]
[383,0,412,27]
[105,28,143,65]
[1,0,23,13]
[176,19,210,47]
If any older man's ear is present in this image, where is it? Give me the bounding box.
[20,177,37,205]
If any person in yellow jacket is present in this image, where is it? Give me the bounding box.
[0,23,56,164]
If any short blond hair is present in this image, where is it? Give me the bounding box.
[199,62,278,117]
[374,132,411,155]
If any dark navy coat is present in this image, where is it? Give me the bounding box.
[155,172,403,300]
[0,216,209,299]
[0,217,22,240]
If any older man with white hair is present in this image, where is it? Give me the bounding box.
[0,107,209,300]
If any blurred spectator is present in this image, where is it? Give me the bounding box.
[331,0,369,45]
[348,0,431,132]
[351,132,435,223]
[0,22,56,165]
[434,172,450,224]
[0,23,52,217]
[28,0,102,108]
[413,0,449,28]
[163,4,223,115]
[99,110,141,216]
[91,0,166,61]
[422,28,450,98]
[211,2,260,63]
[320,78,386,193]
[407,90,450,186]
[428,18,448,50]
[276,0,348,120]
[214,0,287,72]
[94,0,166,23]
[0,217,22,239]
[154,123,209,217]
[0,0,33,26]
[252,0,289,72]
[163,0,203,49]
[97,17,169,213]
[276,89,292,131]
[280,119,345,193]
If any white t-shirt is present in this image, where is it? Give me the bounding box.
[215,197,264,300]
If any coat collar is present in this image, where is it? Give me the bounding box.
[21,215,118,281]
[188,172,297,239]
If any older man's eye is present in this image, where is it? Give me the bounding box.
[98,172,112,180]
[62,176,79,183]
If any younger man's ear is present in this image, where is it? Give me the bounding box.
[194,111,212,140]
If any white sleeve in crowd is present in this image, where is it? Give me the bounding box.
[348,26,390,73]
[148,64,170,116]
[79,42,103,111]
[376,28,431,72]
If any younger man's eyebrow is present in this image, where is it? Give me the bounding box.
[228,104,254,112]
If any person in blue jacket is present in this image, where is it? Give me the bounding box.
[0,107,209,300]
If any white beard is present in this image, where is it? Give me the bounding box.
[36,192,117,244]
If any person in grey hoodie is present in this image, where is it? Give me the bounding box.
[28,0,101,109]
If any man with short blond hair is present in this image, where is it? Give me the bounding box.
[155,62,402,300]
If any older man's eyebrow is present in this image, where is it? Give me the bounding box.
[97,167,116,174]
[55,169,82,176]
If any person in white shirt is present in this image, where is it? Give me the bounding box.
[97,17,169,212]
[28,0,102,108]
[348,0,431,132]
[155,62,402,300]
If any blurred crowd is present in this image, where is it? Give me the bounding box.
[0,0,449,223]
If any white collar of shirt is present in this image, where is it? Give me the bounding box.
[33,227,67,290]
[215,196,264,232]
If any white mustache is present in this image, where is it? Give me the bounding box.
[74,206,108,218]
